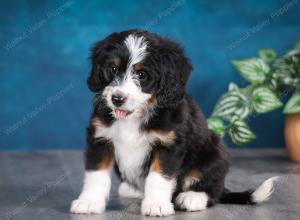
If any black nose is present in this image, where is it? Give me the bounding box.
[112,93,127,107]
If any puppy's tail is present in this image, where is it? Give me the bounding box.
[219,176,280,205]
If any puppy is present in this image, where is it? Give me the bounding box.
[70,29,278,216]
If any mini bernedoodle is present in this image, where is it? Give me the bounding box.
[70,29,279,217]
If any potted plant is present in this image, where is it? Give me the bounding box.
[207,43,300,162]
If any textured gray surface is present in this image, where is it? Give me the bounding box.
[1,149,300,220]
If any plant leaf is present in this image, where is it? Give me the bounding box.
[258,49,277,63]
[285,43,300,57]
[213,91,251,119]
[228,82,239,91]
[284,92,300,113]
[294,42,300,50]
[251,87,283,113]
[207,117,225,137]
[295,43,300,49]
[232,58,269,83]
[228,116,256,145]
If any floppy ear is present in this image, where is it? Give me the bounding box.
[87,33,120,92]
[87,40,107,92]
[156,47,192,108]
[87,62,102,92]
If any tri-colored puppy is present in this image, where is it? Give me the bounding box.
[71,29,278,217]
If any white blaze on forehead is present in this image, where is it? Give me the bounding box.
[124,34,148,65]
[101,34,151,119]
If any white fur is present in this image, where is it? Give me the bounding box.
[70,170,111,214]
[175,191,208,211]
[102,69,151,120]
[124,34,148,66]
[102,34,151,120]
[118,74,151,116]
[141,172,175,216]
[118,182,144,199]
[251,176,280,203]
[94,117,151,189]
[93,116,176,190]
[101,34,152,123]
[111,118,151,189]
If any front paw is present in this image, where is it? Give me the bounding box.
[70,199,105,214]
[141,199,175,217]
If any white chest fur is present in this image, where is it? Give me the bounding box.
[94,117,151,189]
[112,119,151,188]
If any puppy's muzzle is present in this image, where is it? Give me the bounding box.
[112,91,127,107]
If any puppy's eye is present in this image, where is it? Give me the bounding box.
[136,71,148,81]
[110,65,118,74]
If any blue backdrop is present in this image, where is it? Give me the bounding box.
[1,0,300,150]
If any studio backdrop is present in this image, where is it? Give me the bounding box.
[1,0,300,150]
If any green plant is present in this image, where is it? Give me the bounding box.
[208,43,300,145]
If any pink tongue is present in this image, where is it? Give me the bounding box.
[116,109,128,119]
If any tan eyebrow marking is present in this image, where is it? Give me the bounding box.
[111,57,121,66]
[133,63,144,71]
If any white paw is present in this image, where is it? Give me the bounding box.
[118,182,144,199]
[175,191,208,211]
[70,199,105,214]
[141,199,175,217]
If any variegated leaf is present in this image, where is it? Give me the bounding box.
[207,117,225,137]
[295,42,300,50]
[284,92,300,114]
[251,87,283,113]
[286,44,300,57]
[213,91,251,119]
[232,58,269,83]
[228,116,256,145]
[258,49,277,63]
[228,82,239,91]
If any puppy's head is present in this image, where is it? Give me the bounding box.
[88,30,192,120]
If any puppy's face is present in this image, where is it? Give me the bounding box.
[88,30,192,120]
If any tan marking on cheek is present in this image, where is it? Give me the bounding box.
[149,130,176,146]
[133,63,144,71]
[150,154,161,172]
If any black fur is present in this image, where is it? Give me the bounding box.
[220,189,255,205]
[85,123,114,170]
[84,29,258,207]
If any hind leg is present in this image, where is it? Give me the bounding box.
[175,169,210,211]
[175,160,228,211]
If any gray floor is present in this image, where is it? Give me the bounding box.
[1,149,300,220]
